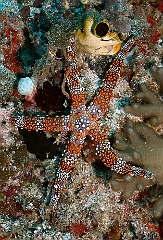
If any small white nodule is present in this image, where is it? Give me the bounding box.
[18,77,35,96]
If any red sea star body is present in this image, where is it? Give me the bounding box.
[10,35,153,212]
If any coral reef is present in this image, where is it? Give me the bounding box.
[48,157,160,239]
[11,35,153,215]
[1,0,163,239]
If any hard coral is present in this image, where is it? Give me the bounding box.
[112,66,163,218]
[125,66,163,127]
[125,82,163,127]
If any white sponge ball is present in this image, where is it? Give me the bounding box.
[18,77,35,96]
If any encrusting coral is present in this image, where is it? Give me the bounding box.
[111,66,163,218]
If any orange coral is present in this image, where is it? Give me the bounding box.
[69,221,87,237]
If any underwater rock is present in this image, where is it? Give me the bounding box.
[0,144,29,181]
[0,103,15,148]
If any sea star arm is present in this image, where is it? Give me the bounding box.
[10,114,71,132]
[50,130,87,210]
[89,126,153,179]
[9,35,87,133]
[49,150,76,210]
[49,35,89,210]
[89,38,136,117]
[65,35,87,119]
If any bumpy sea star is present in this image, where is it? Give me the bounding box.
[10,35,153,213]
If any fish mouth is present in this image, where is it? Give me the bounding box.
[95,43,120,55]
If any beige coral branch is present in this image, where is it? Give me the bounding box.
[114,121,163,185]
[153,195,163,218]
[149,66,163,94]
[125,83,163,127]
[111,70,163,218]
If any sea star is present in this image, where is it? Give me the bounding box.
[10,35,153,213]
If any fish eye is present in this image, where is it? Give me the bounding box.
[95,22,109,37]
